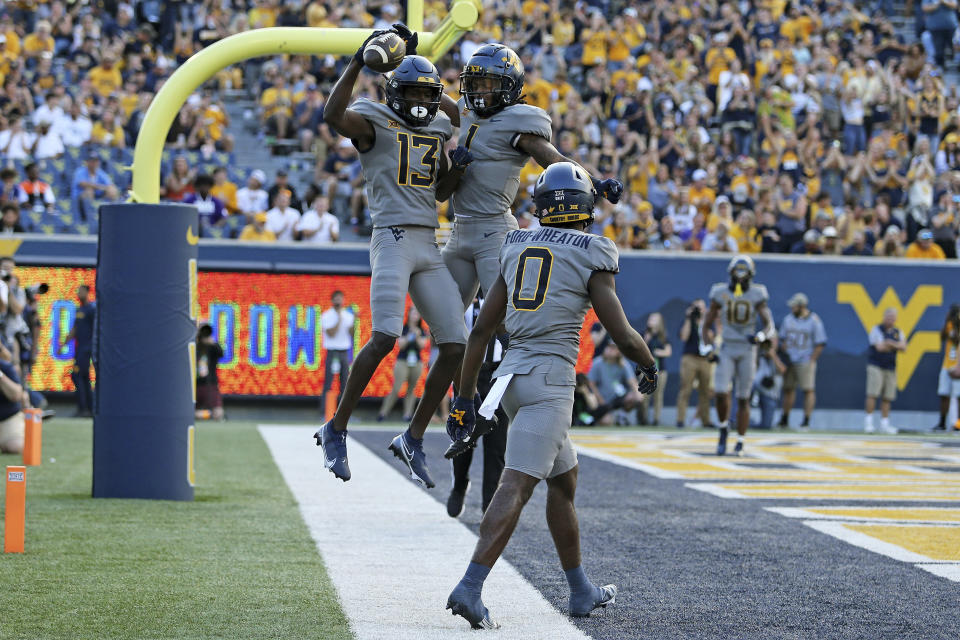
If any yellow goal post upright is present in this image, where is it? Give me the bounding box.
[94,1,479,502]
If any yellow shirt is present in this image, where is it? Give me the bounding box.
[521,0,549,16]
[781,16,818,44]
[624,23,646,49]
[943,320,959,369]
[581,29,607,66]
[905,242,946,259]
[202,105,227,141]
[552,21,575,47]
[261,87,293,118]
[91,121,125,147]
[2,29,21,59]
[87,66,123,98]
[731,225,761,253]
[120,92,139,117]
[705,47,736,85]
[526,77,553,111]
[689,186,716,215]
[239,225,277,242]
[22,33,54,56]
[607,31,631,63]
[248,7,277,28]
[626,162,656,199]
[212,182,239,213]
[707,213,733,232]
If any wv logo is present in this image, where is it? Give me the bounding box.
[390,226,406,241]
[837,283,943,390]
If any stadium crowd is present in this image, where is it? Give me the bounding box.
[0,0,958,256]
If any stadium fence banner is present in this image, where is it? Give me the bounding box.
[8,236,956,411]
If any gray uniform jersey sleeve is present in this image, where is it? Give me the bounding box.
[350,98,452,228]
[496,228,618,378]
[451,100,552,218]
[710,282,769,344]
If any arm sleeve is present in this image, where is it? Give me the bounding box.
[814,315,827,344]
[321,310,337,330]
[509,105,553,149]
[588,237,620,274]
[868,326,884,346]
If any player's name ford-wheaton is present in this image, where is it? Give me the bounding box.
[504,228,593,249]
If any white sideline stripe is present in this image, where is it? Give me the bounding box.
[258,425,591,640]
[684,482,746,499]
[802,520,933,563]
[765,506,960,526]
[916,563,960,582]
[575,446,685,479]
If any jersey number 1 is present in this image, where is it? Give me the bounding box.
[512,247,553,311]
[397,132,440,187]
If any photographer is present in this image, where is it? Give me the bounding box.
[0,356,26,454]
[0,257,27,374]
[196,323,225,421]
[934,304,960,431]
[21,282,48,380]
[676,299,714,428]
[752,335,787,429]
[58,285,95,418]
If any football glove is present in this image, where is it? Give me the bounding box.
[446,394,477,443]
[391,22,419,56]
[636,364,658,395]
[445,394,498,459]
[592,177,624,204]
[449,145,474,171]
[353,29,390,66]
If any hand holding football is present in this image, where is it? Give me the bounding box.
[363,31,405,73]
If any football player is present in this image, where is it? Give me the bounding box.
[703,255,775,456]
[315,28,467,487]
[438,43,623,458]
[444,163,658,629]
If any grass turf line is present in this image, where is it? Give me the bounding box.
[0,420,352,640]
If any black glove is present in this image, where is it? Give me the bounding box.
[636,364,658,395]
[446,394,477,442]
[391,22,419,56]
[354,29,390,66]
[592,177,624,204]
[449,145,474,171]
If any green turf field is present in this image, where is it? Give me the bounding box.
[0,420,352,640]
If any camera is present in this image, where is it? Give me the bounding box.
[760,375,775,389]
[949,303,960,322]
[688,305,702,321]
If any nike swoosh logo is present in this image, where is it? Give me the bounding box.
[484,231,498,238]
[186,227,199,245]
[401,438,414,459]
[325,456,337,468]
[389,42,400,52]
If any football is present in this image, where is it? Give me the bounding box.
[363,31,405,73]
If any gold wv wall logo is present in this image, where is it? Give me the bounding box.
[836,284,943,390]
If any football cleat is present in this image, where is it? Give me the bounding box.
[733,441,743,456]
[569,584,617,617]
[314,421,350,481]
[388,431,436,488]
[446,584,499,629]
[444,413,497,459]
[447,482,469,518]
[716,426,728,456]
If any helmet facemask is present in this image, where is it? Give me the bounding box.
[387,79,442,127]
[460,72,515,117]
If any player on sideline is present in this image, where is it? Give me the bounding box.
[315,27,467,487]
[438,43,623,459]
[703,255,775,456]
[444,163,658,629]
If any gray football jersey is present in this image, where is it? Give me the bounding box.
[495,227,619,377]
[351,98,453,228]
[709,281,769,344]
[451,98,552,218]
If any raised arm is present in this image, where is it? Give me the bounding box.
[323,59,375,149]
[440,93,461,128]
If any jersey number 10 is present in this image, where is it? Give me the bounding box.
[396,132,440,187]
[512,247,553,311]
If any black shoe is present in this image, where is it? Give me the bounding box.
[447,482,468,518]
[933,424,947,431]
[676,420,685,428]
[40,409,56,420]
[444,414,497,459]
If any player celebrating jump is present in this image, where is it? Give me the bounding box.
[703,255,775,456]
[444,163,658,629]
[315,28,467,487]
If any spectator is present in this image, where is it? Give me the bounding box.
[261,74,293,141]
[640,312,672,426]
[821,226,842,256]
[58,284,96,418]
[296,194,339,244]
[295,82,326,152]
[90,109,125,148]
[19,163,56,214]
[267,169,302,212]
[265,189,300,242]
[377,307,427,422]
[32,93,63,128]
[648,216,683,251]
[588,342,642,426]
[58,100,92,148]
[0,355,25,454]
[162,155,196,202]
[238,212,276,242]
[864,307,906,434]
[195,323,225,421]
[702,220,739,253]
[922,0,958,68]
[32,119,64,159]
[0,204,24,234]
[778,293,827,430]
[71,152,116,214]
[183,174,227,232]
[211,167,238,215]
[236,169,269,221]
[905,229,947,259]
[676,299,714,428]
[791,229,823,255]
[844,230,874,256]
[0,168,24,204]
[320,290,355,411]
[87,52,122,99]
[934,304,960,431]
[0,115,35,160]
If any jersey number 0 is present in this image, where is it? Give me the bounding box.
[512,247,553,311]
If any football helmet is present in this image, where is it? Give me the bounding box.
[384,56,443,127]
[533,162,596,226]
[727,254,755,291]
[459,43,524,117]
